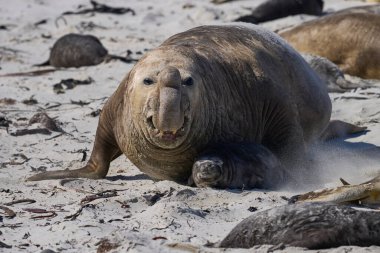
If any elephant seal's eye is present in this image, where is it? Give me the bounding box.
[143,78,154,85]
[183,77,193,86]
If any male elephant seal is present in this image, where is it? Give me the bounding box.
[27,25,334,189]
[220,202,380,249]
[38,34,135,68]
[280,13,380,79]
[235,0,323,24]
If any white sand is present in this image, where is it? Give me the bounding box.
[1,0,380,252]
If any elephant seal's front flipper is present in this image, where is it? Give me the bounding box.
[320,120,367,141]
[26,87,124,181]
[27,129,122,181]
[190,143,292,189]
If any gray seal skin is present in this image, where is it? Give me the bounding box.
[48,34,108,68]
[235,0,323,24]
[302,54,350,93]
[220,202,380,249]
[27,25,332,189]
[280,13,380,79]
[301,54,373,93]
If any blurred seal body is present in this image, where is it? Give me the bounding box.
[235,0,323,24]
[48,34,108,68]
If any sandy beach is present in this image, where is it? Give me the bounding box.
[1,0,380,252]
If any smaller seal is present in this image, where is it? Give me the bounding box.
[189,143,293,189]
[38,34,136,68]
[235,0,323,24]
[302,54,375,92]
[220,202,380,249]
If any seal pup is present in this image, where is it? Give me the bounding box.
[280,13,380,79]
[38,34,136,68]
[220,202,380,249]
[235,0,323,24]
[189,143,294,189]
[27,25,357,189]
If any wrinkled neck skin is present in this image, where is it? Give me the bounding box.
[114,47,217,182]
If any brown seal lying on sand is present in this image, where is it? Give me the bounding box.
[27,25,363,189]
[280,13,380,79]
[220,202,380,249]
[38,34,135,68]
[235,0,323,24]
[335,4,380,15]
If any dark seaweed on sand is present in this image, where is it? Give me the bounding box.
[62,0,136,16]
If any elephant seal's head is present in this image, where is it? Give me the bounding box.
[124,46,213,150]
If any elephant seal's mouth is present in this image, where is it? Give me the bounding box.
[146,115,189,142]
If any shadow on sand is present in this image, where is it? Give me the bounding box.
[106,173,152,182]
